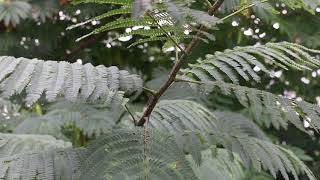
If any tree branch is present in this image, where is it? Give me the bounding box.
[136,0,225,126]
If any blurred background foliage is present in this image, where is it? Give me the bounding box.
[1,0,320,179]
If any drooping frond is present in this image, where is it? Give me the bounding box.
[79,129,198,180]
[280,0,320,13]
[0,133,71,158]
[14,115,68,140]
[0,148,83,180]
[189,147,275,180]
[181,42,320,84]
[135,100,267,166]
[124,100,267,165]
[15,100,124,138]
[133,99,316,180]
[220,0,320,18]
[188,149,245,180]
[179,79,320,132]
[213,111,267,140]
[52,102,123,136]
[0,56,142,105]
[145,100,268,141]
[0,97,21,132]
[0,1,31,27]
[225,137,316,180]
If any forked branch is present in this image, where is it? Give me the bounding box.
[136,0,225,126]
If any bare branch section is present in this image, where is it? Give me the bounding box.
[136,0,225,126]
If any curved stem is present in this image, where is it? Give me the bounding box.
[124,104,137,124]
[220,0,269,22]
[143,87,157,96]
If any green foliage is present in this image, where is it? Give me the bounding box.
[181,42,320,84]
[188,149,245,180]
[0,133,71,158]
[14,114,68,140]
[79,129,198,180]
[132,100,316,180]
[16,101,124,138]
[0,56,142,105]
[1,0,320,179]
[0,1,31,27]
[69,0,220,45]
[0,0,60,27]
[220,0,320,22]
[179,79,320,133]
[0,148,83,180]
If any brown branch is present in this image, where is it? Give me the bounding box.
[136,0,225,126]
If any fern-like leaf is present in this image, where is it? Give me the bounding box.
[179,79,320,132]
[0,149,83,180]
[0,56,142,105]
[131,99,316,180]
[15,100,124,138]
[220,0,320,22]
[146,100,268,140]
[188,148,245,180]
[0,1,31,27]
[0,133,71,158]
[79,128,199,180]
[70,0,219,45]
[181,42,320,84]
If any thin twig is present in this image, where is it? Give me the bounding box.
[143,118,150,180]
[143,87,157,96]
[124,104,137,124]
[175,78,203,85]
[220,0,269,22]
[204,0,213,8]
[136,0,225,126]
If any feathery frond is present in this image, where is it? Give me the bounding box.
[69,0,220,46]
[181,42,320,84]
[188,149,245,180]
[0,133,71,158]
[14,114,68,140]
[145,100,268,140]
[220,0,320,18]
[0,97,20,132]
[132,99,316,180]
[277,0,320,14]
[179,79,320,133]
[79,129,198,180]
[0,148,83,180]
[0,1,31,27]
[132,100,267,165]
[15,100,124,138]
[0,56,142,105]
